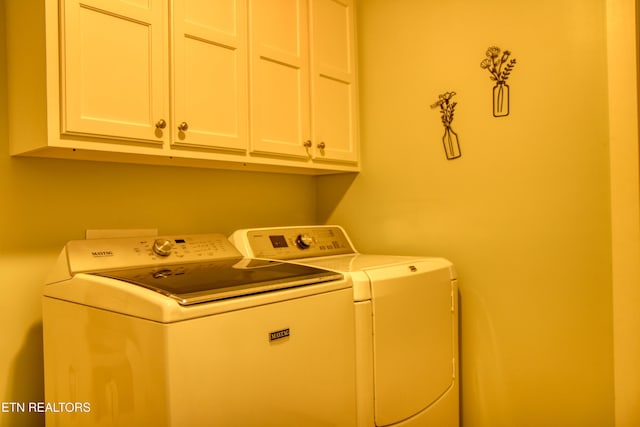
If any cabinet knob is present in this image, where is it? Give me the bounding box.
[155,119,167,129]
[303,140,312,148]
[317,141,326,150]
[178,122,189,132]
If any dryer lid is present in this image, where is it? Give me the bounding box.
[94,258,343,305]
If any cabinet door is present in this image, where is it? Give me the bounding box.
[249,0,310,158]
[61,0,167,144]
[172,0,248,152]
[310,0,358,163]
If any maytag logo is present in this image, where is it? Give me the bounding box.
[269,328,290,342]
[91,250,114,257]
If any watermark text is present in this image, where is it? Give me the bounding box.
[1,401,91,413]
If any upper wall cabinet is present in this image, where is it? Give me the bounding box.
[61,0,167,144]
[310,0,358,163]
[250,0,311,159]
[5,0,359,175]
[250,0,358,163]
[171,0,249,152]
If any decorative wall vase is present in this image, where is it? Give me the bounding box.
[493,81,510,117]
[442,126,461,160]
[481,46,516,117]
[431,92,461,160]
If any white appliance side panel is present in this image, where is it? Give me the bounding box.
[42,298,170,427]
[166,288,357,427]
[393,279,460,427]
[354,300,375,427]
[393,384,459,427]
[367,262,456,426]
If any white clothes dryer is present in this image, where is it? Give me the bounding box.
[230,225,459,427]
[43,233,357,427]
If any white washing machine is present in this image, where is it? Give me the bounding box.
[230,225,459,427]
[43,232,357,427]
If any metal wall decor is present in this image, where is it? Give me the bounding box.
[480,46,516,117]
[430,92,461,160]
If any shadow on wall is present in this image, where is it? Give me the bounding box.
[316,173,358,224]
[2,322,45,427]
[457,286,513,427]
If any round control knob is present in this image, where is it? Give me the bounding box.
[295,234,314,249]
[152,239,173,257]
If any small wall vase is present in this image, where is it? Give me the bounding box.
[431,91,461,160]
[442,126,461,160]
[481,46,516,118]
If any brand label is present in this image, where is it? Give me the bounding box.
[269,328,290,342]
[91,250,114,257]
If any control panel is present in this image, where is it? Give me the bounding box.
[65,233,242,273]
[234,226,356,260]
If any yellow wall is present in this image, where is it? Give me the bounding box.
[607,0,640,426]
[319,0,615,425]
[0,3,317,426]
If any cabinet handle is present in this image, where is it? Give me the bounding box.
[178,122,189,132]
[303,140,312,148]
[155,119,167,129]
[317,142,326,149]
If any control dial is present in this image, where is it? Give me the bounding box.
[152,239,173,257]
[295,234,314,249]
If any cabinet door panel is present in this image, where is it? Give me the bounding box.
[311,0,358,162]
[250,0,310,158]
[313,0,352,75]
[314,75,356,161]
[255,60,304,149]
[62,0,166,143]
[172,0,248,151]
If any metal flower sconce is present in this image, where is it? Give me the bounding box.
[430,92,461,160]
[429,45,517,160]
[480,46,516,117]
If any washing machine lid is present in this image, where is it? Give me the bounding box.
[93,257,343,306]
